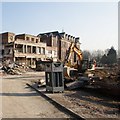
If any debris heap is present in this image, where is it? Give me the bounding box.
[85,67,120,96]
[2,62,26,75]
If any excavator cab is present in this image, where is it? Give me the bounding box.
[74,59,88,73]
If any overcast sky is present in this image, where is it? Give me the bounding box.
[2,1,118,51]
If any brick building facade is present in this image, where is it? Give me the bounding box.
[0,31,81,68]
[38,31,81,64]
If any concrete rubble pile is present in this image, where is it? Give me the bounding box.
[85,68,120,96]
[86,68,120,81]
[1,62,26,75]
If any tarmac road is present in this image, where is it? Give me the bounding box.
[1,72,69,118]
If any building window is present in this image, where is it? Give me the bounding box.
[27,46,31,53]
[43,48,45,54]
[16,44,23,53]
[36,39,39,43]
[33,46,36,53]
[39,47,41,54]
[26,37,29,41]
[31,38,34,42]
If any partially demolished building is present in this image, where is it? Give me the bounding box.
[0,31,81,68]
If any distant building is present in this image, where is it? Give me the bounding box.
[38,31,61,60]
[59,32,80,64]
[0,31,81,67]
[0,32,46,68]
[0,32,15,63]
[38,31,81,64]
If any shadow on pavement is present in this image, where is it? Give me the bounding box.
[0,92,40,97]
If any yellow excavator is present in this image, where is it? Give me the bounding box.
[63,42,88,78]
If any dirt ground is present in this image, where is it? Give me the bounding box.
[1,71,120,119]
[41,88,119,119]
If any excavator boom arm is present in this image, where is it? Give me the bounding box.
[73,46,83,61]
[64,42,83,66]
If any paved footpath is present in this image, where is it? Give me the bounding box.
[1,72,69,118]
